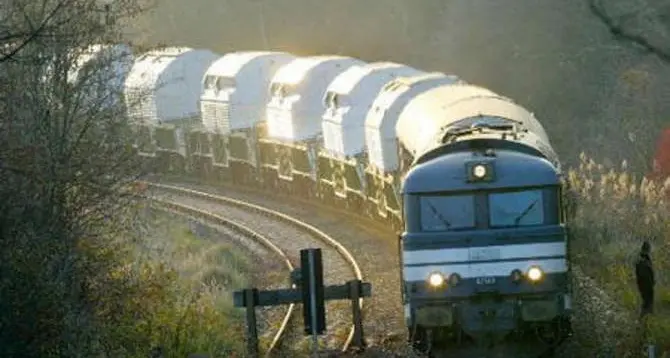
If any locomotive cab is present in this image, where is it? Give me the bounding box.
[400,145,572,349]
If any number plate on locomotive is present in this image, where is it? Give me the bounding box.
[475,277,497,285]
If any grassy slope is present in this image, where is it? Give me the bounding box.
[569,155,670,353]
[125,207,253,357]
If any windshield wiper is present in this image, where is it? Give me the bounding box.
[513,199,539,226]
[426,199,451,229]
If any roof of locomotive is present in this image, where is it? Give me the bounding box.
[395,84,500,157]
[392,84,559,173]
[401,148,560,194]
[396,85,553,161]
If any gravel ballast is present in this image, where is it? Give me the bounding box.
[150,189,363,352]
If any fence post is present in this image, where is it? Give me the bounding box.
[244,288,259,357]
[348,280,366,350]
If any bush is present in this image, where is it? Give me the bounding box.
[568,153,670,353]
[98,207,251,357]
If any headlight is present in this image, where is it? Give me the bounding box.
[473,164,487,178]
[428,272,445,287]
[527,266,544,282]
[510,269,523,283]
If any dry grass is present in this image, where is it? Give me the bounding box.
[113,207,253,357]
[568,153,670,353]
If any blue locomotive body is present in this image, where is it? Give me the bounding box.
[401,142,572,347]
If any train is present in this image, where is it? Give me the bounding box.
[73,43,575,353]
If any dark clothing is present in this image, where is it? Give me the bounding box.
[635,253,655,316]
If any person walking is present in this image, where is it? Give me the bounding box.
[635,241,655,317]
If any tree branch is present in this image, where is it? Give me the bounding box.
[0,0,71,62]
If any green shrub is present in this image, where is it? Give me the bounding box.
[99,208,252,357]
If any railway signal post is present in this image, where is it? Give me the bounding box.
[233,248,372,357]
[301,248,326,356]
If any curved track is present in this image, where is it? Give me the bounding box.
[143,181,366,354]
[150,198,296,356]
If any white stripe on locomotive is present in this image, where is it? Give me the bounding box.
[403,242,566,266]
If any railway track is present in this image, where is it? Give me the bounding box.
[143,182,367,355]
[149,198,296,356]
[139,177,638,358]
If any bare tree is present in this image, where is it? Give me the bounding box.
[0,0,156,356]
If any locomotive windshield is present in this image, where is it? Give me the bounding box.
[419,195,475,231]
[488,189,544,227]
[418,187,557,231]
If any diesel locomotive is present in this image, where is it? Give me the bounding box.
[395,84,572,350]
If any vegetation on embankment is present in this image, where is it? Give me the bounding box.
[0,2,250,356]
[111,207,251,357]
[569,154,670,354]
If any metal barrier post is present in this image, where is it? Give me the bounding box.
[244,288,259,357]
[348,279,367,350]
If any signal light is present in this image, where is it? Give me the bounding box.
[466,162,494,182]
